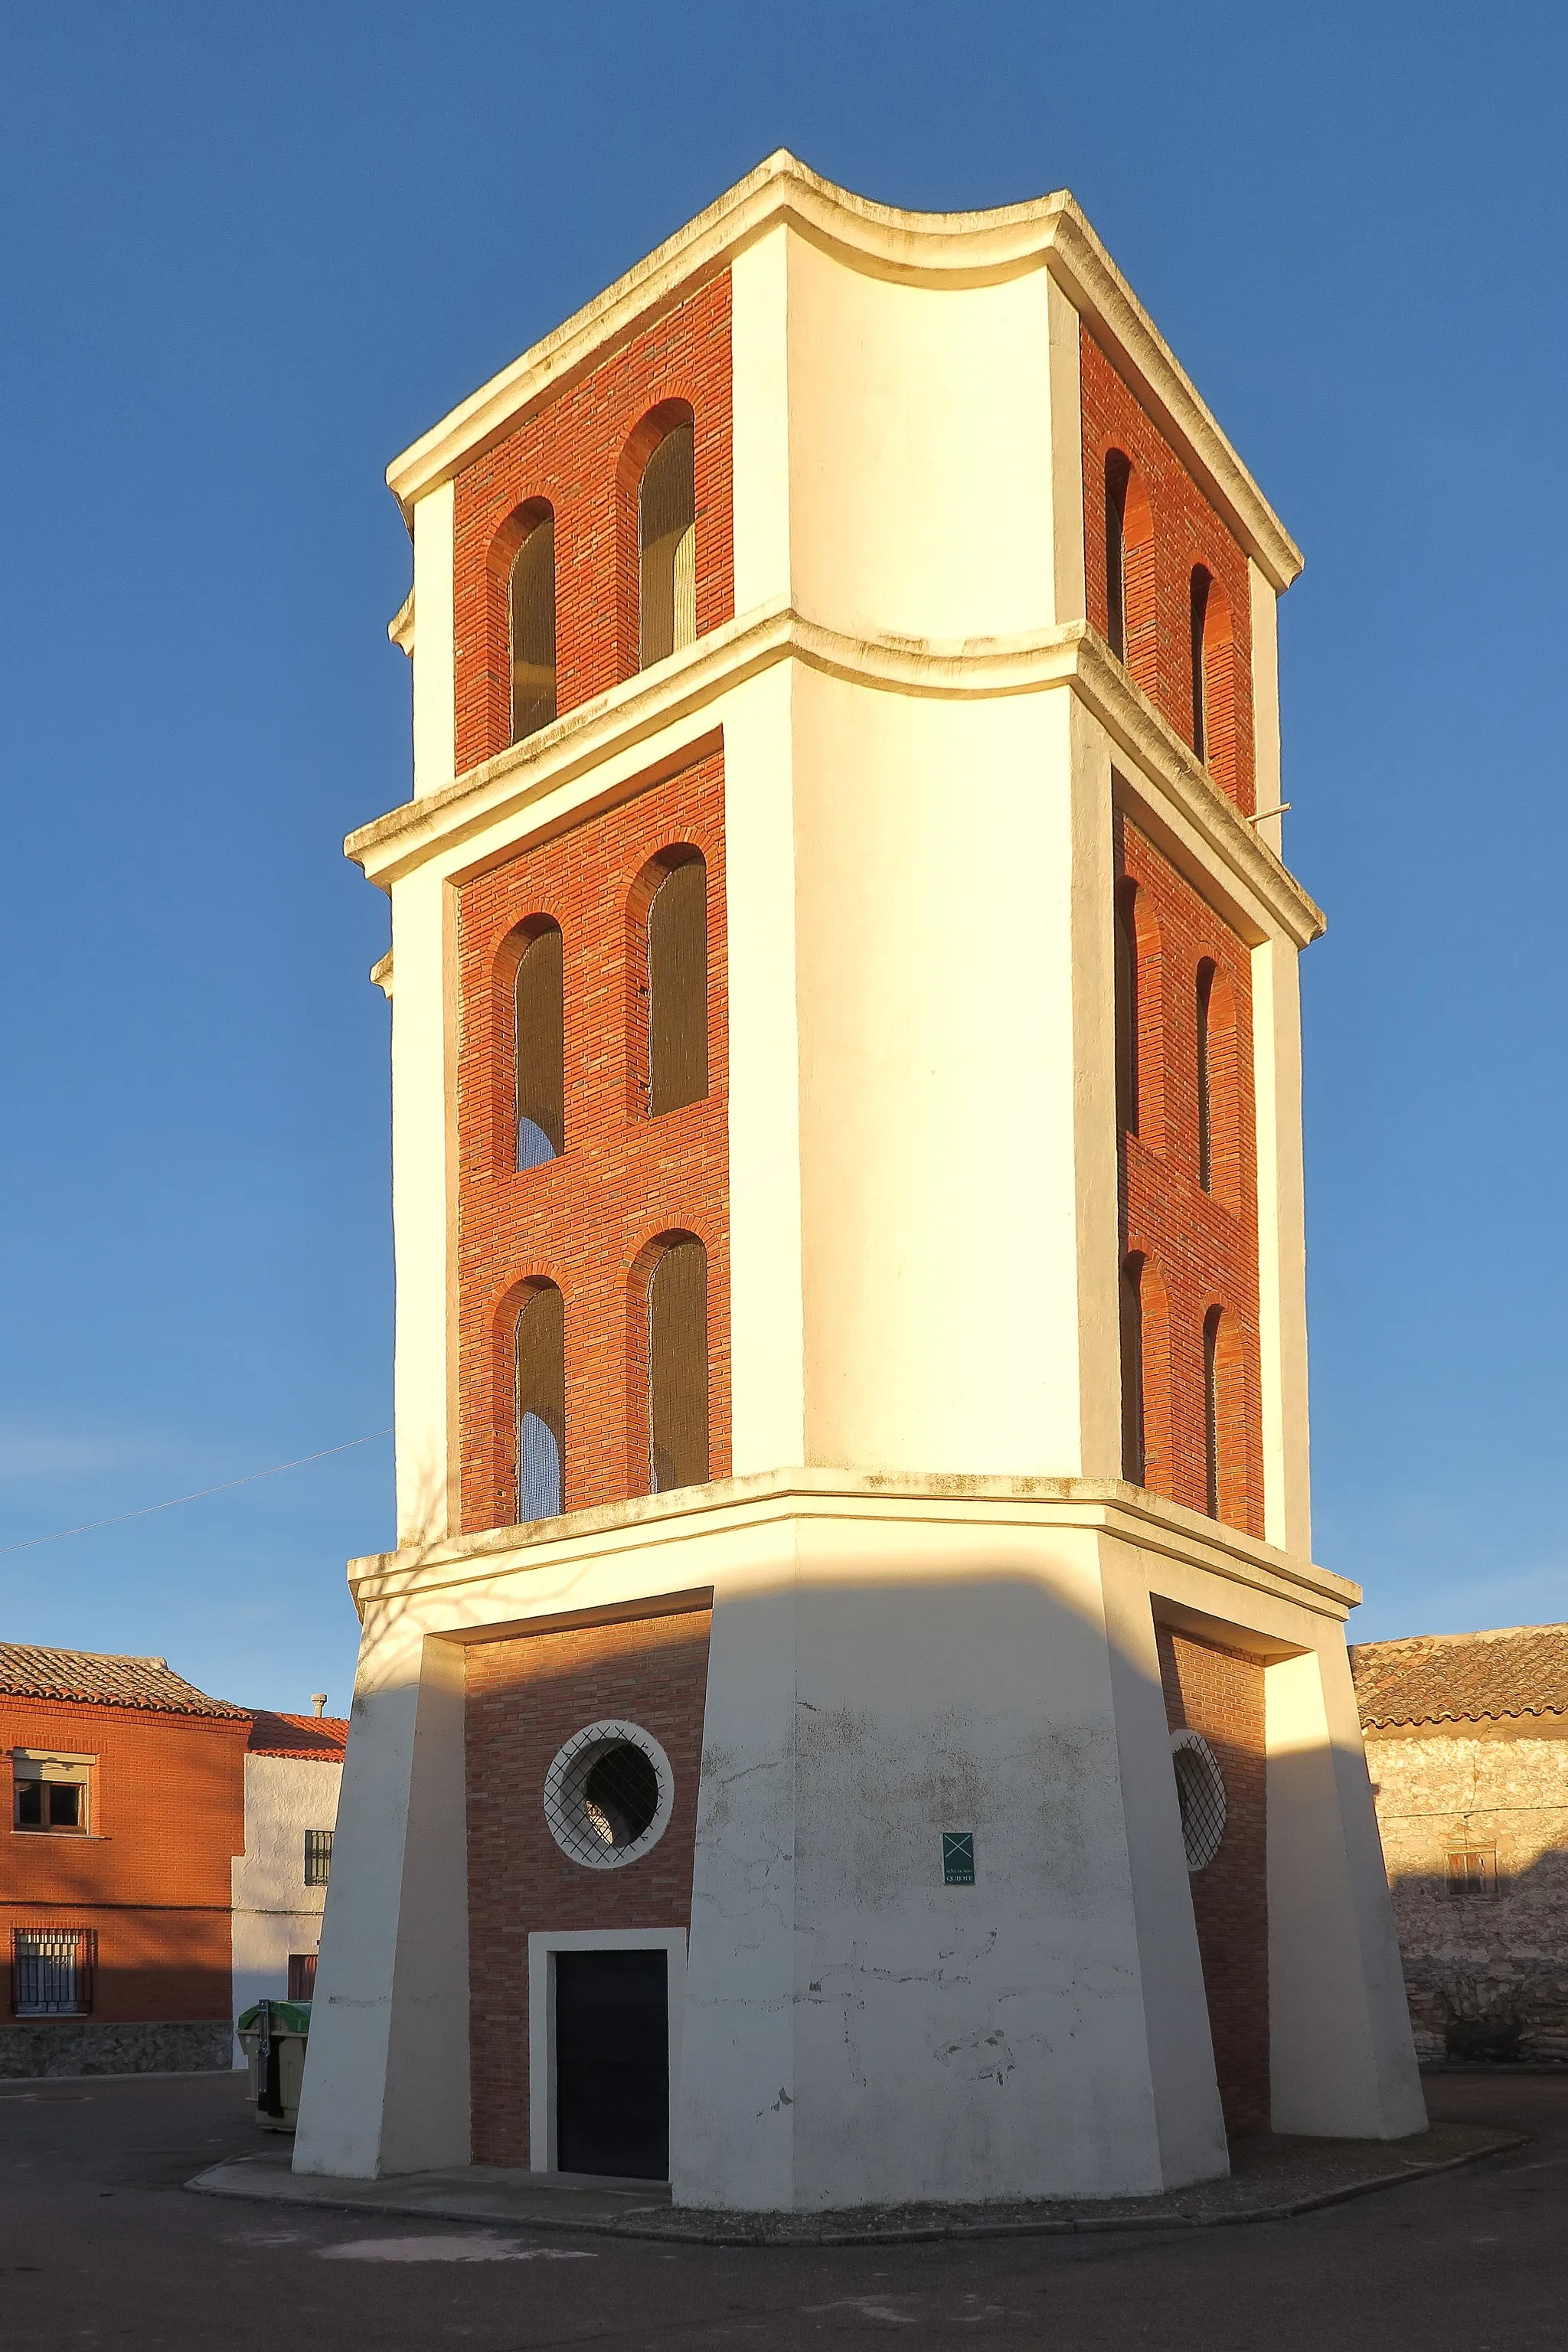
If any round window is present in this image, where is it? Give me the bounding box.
[1171,1730,1227,1871]
[543,1720,674,1870]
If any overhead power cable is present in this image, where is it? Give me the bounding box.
[0,1428,394,1557]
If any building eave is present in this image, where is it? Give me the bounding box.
[384,150,1302,593]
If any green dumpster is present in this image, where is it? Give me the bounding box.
[237,1998,311,2131]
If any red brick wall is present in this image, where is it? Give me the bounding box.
[1119,815,1263,1537]
[466,1606,712,2166]
[1157,1628,1269,2137]
[456,751,730,1533]
[1081,327,1256,815]
[452,275,734,777]
[2,1700,249,2024]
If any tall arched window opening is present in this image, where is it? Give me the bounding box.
[1189,567,1212,760]
[1105,452,1130,662]
[509,514,557,743]
[516,1282,565,1522]
[1120,1254,1145,1484]
[1203,1305,1223,1520]
[648,1236,708,1494]
[1115,883,1139,1138]
[514,922,564,1169]
[639,424,696,670]
[647,853,707,1116]
[1213,959,1222,1194]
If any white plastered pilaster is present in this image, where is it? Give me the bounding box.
[1252,933,1312,1562]
[412,481,456,799]
[1047,275,1086,627]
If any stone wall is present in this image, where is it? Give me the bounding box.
[1365,1726,1568,2061]
[0,2018,234,2079]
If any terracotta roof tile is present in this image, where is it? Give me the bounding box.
[246,1710,348,1758]
[1352,1623,1568,1730]
[0,1643,248,1717]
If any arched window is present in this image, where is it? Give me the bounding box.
[646,852,707,1116]
[1120,1253,1145,1483]
[648,1236,708,1494]
[639,423,695,670]
[1190,567,1212,760]
[508,510,557,743]
[516,1282,565,1522]
[1105,452,1130,662]
[1104,452,1155,687]
[1115,882,1139,1138]
[513,921,564,1169]
[1213,959,1222,1194]
[1203,1305,1223,1520]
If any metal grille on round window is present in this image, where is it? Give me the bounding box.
[543,1720,674,1871]
[1171,1731,1227,1871]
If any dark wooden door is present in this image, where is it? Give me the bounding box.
[554,1948,669,2179]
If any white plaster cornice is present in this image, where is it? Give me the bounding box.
[347,1465,1359,1625]
[384,151,1302,593]
[343,604,1324,948]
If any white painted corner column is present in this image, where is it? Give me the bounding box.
[1266,1642,1426,2138]
[293,1626,471,2177]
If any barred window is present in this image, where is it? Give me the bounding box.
[1203,1306,1223,1520]
[509,512,557,743]
[648,1235,709,1495]
[1115,883,1139,1137]
[1197,960,1215,1194]
[639,423,696,669]
[12,1928,94,2016]
[516,1280,566,1522]
[647,854,707,1117]
[304,1830,333,1886]
[514,921,565,1168]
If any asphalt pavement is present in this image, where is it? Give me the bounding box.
[2,2066,1563,2348]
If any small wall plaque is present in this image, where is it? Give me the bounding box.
[942,1831,975,1885]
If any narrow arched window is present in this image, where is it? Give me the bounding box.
[648,1236,708,1494]
[1213,959,1222,1194]
[516,1282,565,1521]
[1115,883,1139,1138]
[647,853,707,1116]
[1120,1254,1145,1485]
[639,424,695,670]
[1105,452,1130,662]
[509,514,557,743]
[514,923,564,1168]
[1190,567,1211,760]
[1203,1306,1223,1520]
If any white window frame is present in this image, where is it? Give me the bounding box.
[528,1926,686,2179]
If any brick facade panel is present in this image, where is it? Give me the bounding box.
[466,1608,712,2167]
[452,276,734,777]
[456,752,730,1534]
[1119,817,1264,1536]
[1158,1630,1269,2137]
[1081,325,1257,815]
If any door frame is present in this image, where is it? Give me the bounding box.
[528,1927,688,2176]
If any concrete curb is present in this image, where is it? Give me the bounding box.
[187,2133,1526,2248]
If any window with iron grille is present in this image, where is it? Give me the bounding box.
[1171,1731,1227,1870]
[304,1830,333,1886]
[12,1928,95,2016]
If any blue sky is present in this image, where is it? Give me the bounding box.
[0,4,1562,1710]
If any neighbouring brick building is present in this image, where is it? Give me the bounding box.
[299,152,1423,2212]
[4,1645,348,2079]
[1354,1624,1568,2063]
[2,1645,250,2076]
